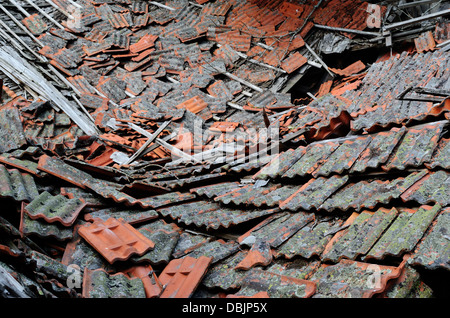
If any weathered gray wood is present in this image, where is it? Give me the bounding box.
[0,266,31,298]
[23,0,66,30]
[314,24,380,37]
[126,121,171,165]
[383,8,450,31]
[397,0,441,9]
[0,46,100,136]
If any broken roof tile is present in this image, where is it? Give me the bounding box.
[229,269,316,298]
[382,122,445,171]
[201,250,248,291]
[158,255,212,298]
[409,208,450,270]
[282,141,340,179]
[364,204,442,261]
[19,203,74,241]
[310,259,403,298]
[281,52,308,74]
[82,268,146,298]
[322,208,399,263]
[0,104,28,153]
[78,217,155,264]
[400,170,450,206]
[280,175,349,211]
[235,239,272,270]
[132,220,180,265]
[275,215,345,260]
[427,137,450,170]
[312,136,372,178]
[124,264,162,298]
[0,165,39,202]
[84,206,159,225]
[350,127,406,173]
[238,212,315,249]
[25,191,86,227]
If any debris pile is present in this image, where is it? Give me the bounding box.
[0,0,449,298]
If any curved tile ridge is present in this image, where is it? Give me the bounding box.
[25,191,87,227]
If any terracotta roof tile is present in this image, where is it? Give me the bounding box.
[0,165,39,202]
[426,137,450,169]
[176,95,208,114]
[209,121,239,133]
[330,60,366,76]
[229,268,316,298]
[201,250,249,290]
[215,31,252,52]
[78,217,155,264]
[20,202,74,241]
[82,268,146,298]
[415,31,437,53]
[281,52,308,74]
[382,122,445,171]
[22,13,48,35]
[25,191,86,227]
[158,255,212,298]
[0,105,28,153]
[409,208,450,270]
[400,170,450,206]
[310,259,404,298]
[84,206,158,225]
[350,127,406,173]
[280,175,349,211]
[282,141,341,179]
[278,1,305,19]
[322,208,399,263]
[238,212,315,250]
[124,265,162,298]
[1,0,449,300]
[312,136,372,177]
[363,204,442,261]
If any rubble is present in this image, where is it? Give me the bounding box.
[0,0,449,300]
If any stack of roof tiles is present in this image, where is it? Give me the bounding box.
[0,0,449,299]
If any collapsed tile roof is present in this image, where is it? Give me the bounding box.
[0,0,449,299]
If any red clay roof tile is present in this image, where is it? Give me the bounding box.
[281,52,308,74]
[176,96,208,114]
[159,255,212,298]
[414,31,436,53]
[78,217,155,264]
